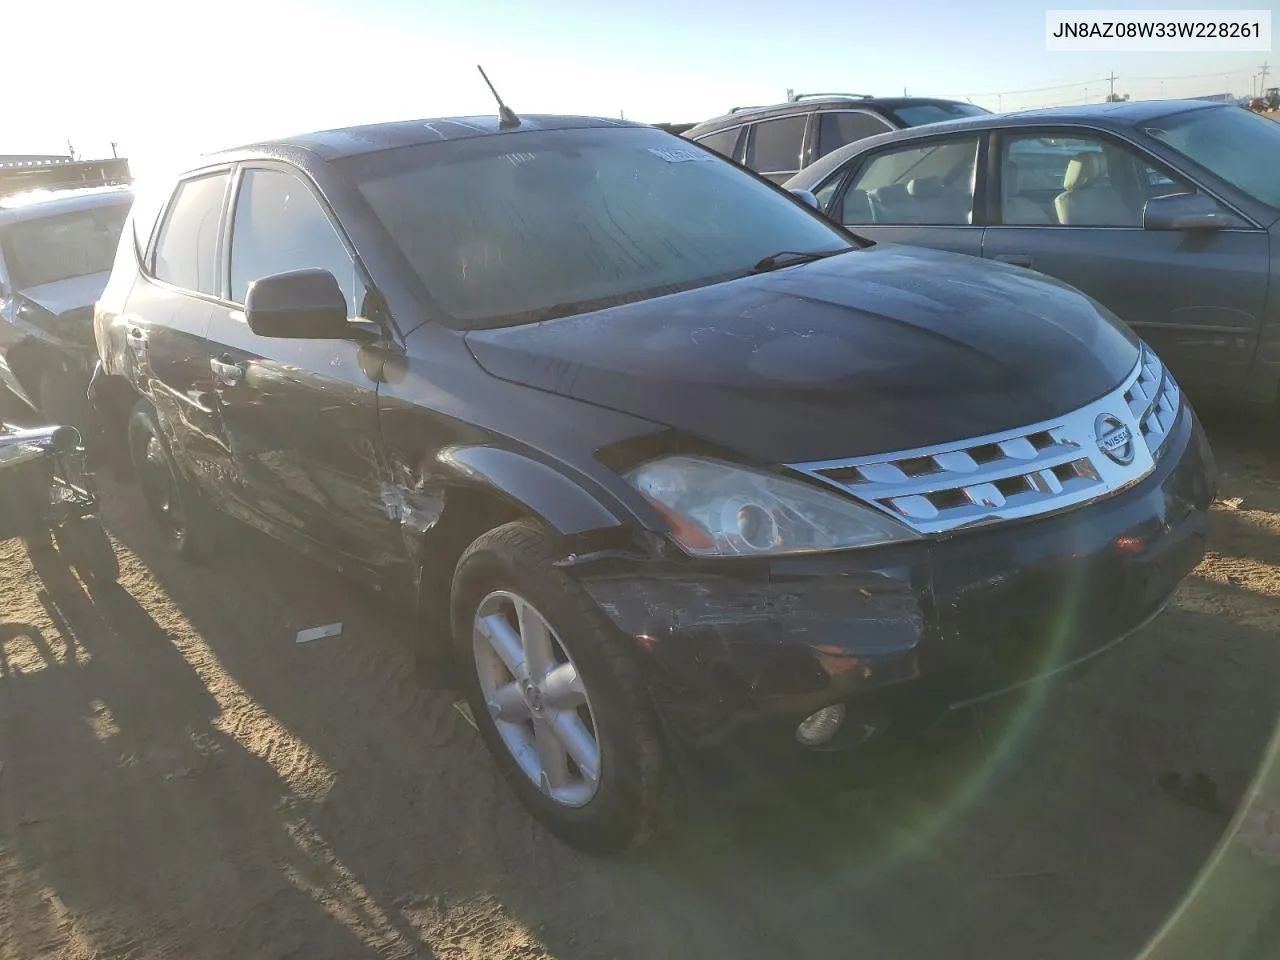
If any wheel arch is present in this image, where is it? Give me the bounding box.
[90,369,143,480]
[407,445,637,670]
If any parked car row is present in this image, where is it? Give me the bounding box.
[60,105,1218,854]
[784,99,1280,412]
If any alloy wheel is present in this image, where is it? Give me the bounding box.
[472,590,601,807]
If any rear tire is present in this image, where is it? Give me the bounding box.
[127,400,219,560]
[53,516,119,584]
[451,520,671,854]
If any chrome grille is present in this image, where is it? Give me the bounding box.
[788,345,1181,535]
[1124,344,1180,454]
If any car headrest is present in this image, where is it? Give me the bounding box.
[1063,151,1105,191]
[907,176,943,198]
[841,188,874,223]
[872,183,910,204]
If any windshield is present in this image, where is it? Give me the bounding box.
[1143,105,1280,211]
[0,202,130,289]
[338,126,852,326]
[885,102,991,127]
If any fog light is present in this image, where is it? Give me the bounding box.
[795,704,846,746]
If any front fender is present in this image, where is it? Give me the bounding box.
[446,445,624,536]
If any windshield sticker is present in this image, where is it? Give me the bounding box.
[647,147,715,163]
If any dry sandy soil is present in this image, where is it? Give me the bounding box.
[2,407,1279,960]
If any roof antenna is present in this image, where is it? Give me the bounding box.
[477,65,521,129]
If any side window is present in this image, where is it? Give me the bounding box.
[746,116,807,175]
[695,128,741,160]
[843,136,980,226]
[813,173,844,212]
[816,111,892,159]
[1000,133,1193,227]
[229,168,363,314]
[152,173,230,295]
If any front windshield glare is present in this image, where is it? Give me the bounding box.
[1144,106,1280,211]
[341,126,852,326]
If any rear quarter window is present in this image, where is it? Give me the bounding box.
[695,128,742,160]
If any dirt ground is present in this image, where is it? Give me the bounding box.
[2,408,1279,960]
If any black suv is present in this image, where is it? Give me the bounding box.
[683,94,990,182]
[92,113,1214,853]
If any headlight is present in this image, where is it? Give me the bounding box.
[625,455,917,557]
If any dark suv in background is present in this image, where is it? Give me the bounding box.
[682,94,990,182]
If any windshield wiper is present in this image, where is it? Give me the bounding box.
[749,248,850,275]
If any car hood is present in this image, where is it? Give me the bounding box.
[464,246,1140,463]
[18,271,110,316]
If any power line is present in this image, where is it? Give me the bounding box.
[945,68,1257,103]
[940,76,1113,98]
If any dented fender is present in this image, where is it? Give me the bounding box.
[443,445,625,536]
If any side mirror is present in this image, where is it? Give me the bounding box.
[1143,193,1232,231]
[245,269,351,339]
[790,188,820,210]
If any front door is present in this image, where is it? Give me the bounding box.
[203,164,396,573]
[823,132,986,258]
[981,129,1270,395]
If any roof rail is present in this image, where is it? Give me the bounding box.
[0,156,132,200]
[728,104,769,114]
[786,92,873,102]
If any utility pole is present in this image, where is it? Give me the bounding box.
[1106,72,1118,100]
[1260,61,1271,93]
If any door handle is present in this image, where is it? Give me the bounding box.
[993,253,1035,268]
[210,355,244,388]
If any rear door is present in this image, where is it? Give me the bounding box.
[980,127,1270,393]
[821,131,987,257]
[202,163,395,571]
[127,170,232,487]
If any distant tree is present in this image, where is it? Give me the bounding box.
[1105,92,1131,103]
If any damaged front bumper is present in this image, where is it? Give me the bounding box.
[569,404,1217,762]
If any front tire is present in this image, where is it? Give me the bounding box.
[451,520,670,854]
[127,401,218,560]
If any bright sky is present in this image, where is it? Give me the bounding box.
[4,0,1276,179]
